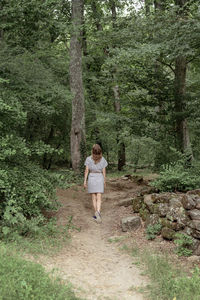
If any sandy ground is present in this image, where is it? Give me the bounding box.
[36,178,149,300]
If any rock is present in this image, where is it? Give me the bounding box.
[132,175,143,184]
[121,216,141,232]
[188,239,200,254]
[139,207,150,221]
[144,194,154,213]
[153,204,160,214]
[118,198,133,207]
[154,193,177,204]
[191,230,200,239]
[167,206,188,223]
[158,203,169,217]
[121,176,129,181]
[160,218,184,231]
[145,214,160,227]
[188,209,200,220]
[181,194,196,210]
[160,218,176,230]
[187,256,200,263]
[187,189,200,197]
[161,227,175,240]
[196,199,200,209]
[137,186,157,196]
[169,197,183,208]
[183,226,194,236]
[188,220,200,231]
[132,196,143,212]
[193,243,200,256]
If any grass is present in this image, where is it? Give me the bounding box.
[142,251,200,300]
[127,244,200,300]
[0,243,82,300]
[2,216,80,256]
[106,165,155,180]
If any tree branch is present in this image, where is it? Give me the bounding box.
[156,59,175,74]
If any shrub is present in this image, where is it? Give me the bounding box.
[0,82,61,236]
[146,223,162,240]
[174,233,194,257]
[151,159,200,192]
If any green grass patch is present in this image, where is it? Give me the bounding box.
[0,244,82,300]
[2,216,80,256]
[130,246,200,300]
[50,168,83,189]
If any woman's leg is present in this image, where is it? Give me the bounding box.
[92,193,97,213]
[96,193,102,213]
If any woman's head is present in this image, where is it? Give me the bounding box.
[92,144,102,162]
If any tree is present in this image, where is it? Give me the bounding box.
[70,0,86,172]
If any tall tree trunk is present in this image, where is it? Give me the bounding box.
[174,56,191,153]
[145,0,151,14]
[70,0,85,172]
[113,84,126,170]
[174,0,193,157]
[91,0,103,31]
[110,0,126,171]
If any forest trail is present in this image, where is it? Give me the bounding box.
[36,178,149,300]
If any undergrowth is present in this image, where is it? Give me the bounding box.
[2,216,80,256]
[151,158,200,192]
[0,243,81,300]
[128,244,200,300]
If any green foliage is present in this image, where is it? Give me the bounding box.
[174,233,194,257]
[151,159,200,192]
[141,250,200,300]
[146,223,162,240]
[2,216,79,256]
[0,244,80,300]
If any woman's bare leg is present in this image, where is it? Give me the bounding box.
[92,193,97,213]
[96,193,102,213]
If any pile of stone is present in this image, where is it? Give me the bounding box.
[132,189,200,255]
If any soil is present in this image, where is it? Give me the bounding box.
[33,176,198,300]
[34,178,150,300]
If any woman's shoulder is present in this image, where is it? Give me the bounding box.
[101,156,108,166]
[84,155,92,165]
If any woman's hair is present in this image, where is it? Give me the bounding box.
[92,144,102,163]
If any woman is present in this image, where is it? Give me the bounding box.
[84,144,108,223]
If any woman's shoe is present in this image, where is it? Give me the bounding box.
[95,211,102,223]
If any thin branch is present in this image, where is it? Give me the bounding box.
[186,54,200,64]
[156,59,175,74]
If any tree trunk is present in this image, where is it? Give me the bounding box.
[174,0,193,157]
[91,0,103,31]
[145,0,151,14]
[112,84,126,171]
[70,0,85,172]
[154,0,165,10]
[174,56,192,153]
[110,1,126,171]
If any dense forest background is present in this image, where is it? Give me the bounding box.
[1,0,200,234]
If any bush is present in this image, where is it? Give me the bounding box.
[0,80,61,236]
[151,159,200,192]
[174,233,194,257]
[146,223,162,240]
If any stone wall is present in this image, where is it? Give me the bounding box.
[133,189,200,255]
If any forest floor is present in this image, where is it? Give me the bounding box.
[31,176,186,300]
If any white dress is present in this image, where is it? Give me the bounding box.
[84,156,108,193]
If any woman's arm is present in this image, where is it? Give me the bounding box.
[103,167,106,187]
[84,166,89,188]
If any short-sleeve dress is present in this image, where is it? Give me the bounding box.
[84,156,108,194]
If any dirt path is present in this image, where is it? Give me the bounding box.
[37,178,149,300]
